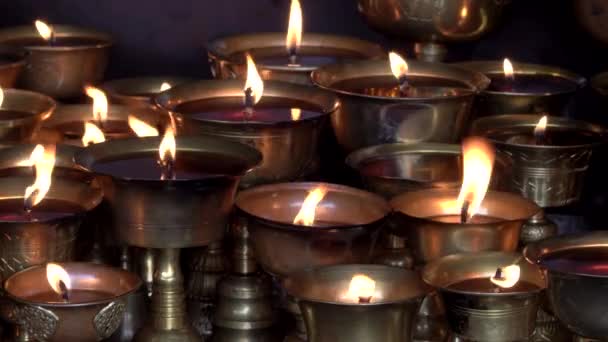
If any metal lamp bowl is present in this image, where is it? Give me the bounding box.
[346,143,462,198]
[0,88,55,144]
[0,25,112,99]
[311,59,489,153]
[100,76,195,107]
[524,232,608,340]
[207,33,385,85]
[0,175,103,284]
[5,262,141,342]
[235,182,390,277]
[284,264,430,342]
[390,188,540,265]
[471,114,607,207]
[423,252,546,341]
[455,60,586,116]
[156,79,337,188]
[75,135,262,249]
[0,45,26,88]
[35,103,169,146]
[591,71,608,97]
[0,143,87,180]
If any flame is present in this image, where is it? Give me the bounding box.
[81,122,106,146]
[84,86,108,123]
[34,20,53,41]
[286,0,303,55]
[388,51,408,81]
[159,126,176,165]
[344,274,376,302]
[129,116,159,137]
[244,54,264,105]
[160,82,172,92]
[293,186,329,226]
[291,108,301,121]
[460,6,468,19]
[0,86,3,108]
[456,137,495,221]
[46,263,71,295]
[24,144,56,208]
[534,116,547,137]
[503,58,514,79]
[17,144,44,167]
[490,264,521,289]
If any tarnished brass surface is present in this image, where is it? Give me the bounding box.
[75,135,261,249]
[471,114,607,207]
[284,264,430,342]
[5,262,141,342]
[456,60,585,116]
[0,45,26,88]
[156,79,337,188]
[423,252,545,342]
[524,232,608,340]
[207,33,385,85]
[312,59,489,153]
[0,25,112,99]
[0,88,55,144]
[236,182,389,277]
[391,188,540,265]
[101,76,195,107]
[346,143,462,198]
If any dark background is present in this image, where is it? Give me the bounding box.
[2,0,608,229]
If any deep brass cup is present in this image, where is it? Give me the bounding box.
[456,60,586,116]
[101,76,195,107]
[236,182,390,277]
[0,45,26,88]
[284,264,431,342]
[0,88,55,144]
[312,59,489,153]
[356,0,510,61]
[4,262,141,342]
[524,232,608,340]
[346,143,462,198]
[390,188,540,265]
[471,114,607,207]
[156,79,337,188]
[423,252,546,341]
[207,33,385,85]
[0,25,112,99]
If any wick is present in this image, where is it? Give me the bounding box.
[243,87,254,120]
[58,280,69,302]
[158,157,175,181]
[358,296,372,304]
[534,130,545,145]
[288,48,298,66]
[492,267,505,293]
[397,75,411,97]
[460,200,470,224]
[504,74,515,92]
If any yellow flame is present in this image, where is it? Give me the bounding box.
[17,144,44,167]
[343,274,376,302]
[46,263,71,294]
[291,108,301,121]
[293,186,329,226]
[456,137,495,221]
[460,6,468,19]
[34,20,53,41]
[0,86,4,108]
[388,51,408,80]
[160,82,172,92]
[244,54,264,105]
[286,0,303,55]
[84,86,108,122]
[534,115,547,137]
[490,265,521,289]
[503,58,514,79]
[159,126,176,165]
[129,116,159,137]
[81,122,106,146]
[24,144,56,208]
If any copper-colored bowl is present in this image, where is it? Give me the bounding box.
[0,45,26,88]
[100,76,195,107]
[0,88,55,144]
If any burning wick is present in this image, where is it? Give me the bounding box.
[286,0,302,66]
[503,58,515,92]
[58,280,70,302]
[243,54,264,120]
[244,87,255,119]
[460,200,470,224]
[345,274,376,304]
[47,263,71,303]
[490,264,521,292]
[533,115,547,145]
[23,145,56,216]
[35,20,55,46]
[158,126,176,180]
[388,52,410,97]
